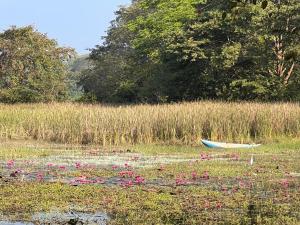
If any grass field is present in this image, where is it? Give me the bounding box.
[0,102,299,145]
[0,102,299,224]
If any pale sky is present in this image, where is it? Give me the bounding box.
[0,0,131,54]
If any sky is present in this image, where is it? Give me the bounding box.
[0,0,131,54]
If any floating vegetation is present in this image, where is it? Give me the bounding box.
[0,140,299,224]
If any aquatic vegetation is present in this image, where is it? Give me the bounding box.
[0,140,299,224]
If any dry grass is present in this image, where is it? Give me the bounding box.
[0,101,299,145]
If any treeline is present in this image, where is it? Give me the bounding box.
[80,0,300,103]
[0,0,299,103]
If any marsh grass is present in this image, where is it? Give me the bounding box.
[0,101,299,145]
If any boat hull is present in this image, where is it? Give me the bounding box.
[201,139,261,149]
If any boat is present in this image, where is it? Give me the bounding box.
[201,139,261,149]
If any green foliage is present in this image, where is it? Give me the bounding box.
[0,26,75,103]
[79,0,300,103]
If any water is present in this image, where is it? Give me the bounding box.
[0,222,33,225]
[0,211,109,225]
[32,211,109,225]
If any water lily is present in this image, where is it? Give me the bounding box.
[75,162,81,169]
[134,176,145,184]
[112,165,119,170]
[36,172,44,181]
[58,165,66,170]
[191,171,197,180]
[7,160,14,169]
[200,153,211,161]
[119,170,134,178]
[216,201,223,209]
[231,153,240,161]
[175,176,188,186]
[280,179,289,189]
[202,171,209,180]
[120,180,133,187]
[124,163,132,169]
[47,163,55,168]
[204,200,210,209]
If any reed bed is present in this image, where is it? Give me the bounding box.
[0,101,299,145]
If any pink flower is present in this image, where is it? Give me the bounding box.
[131,156,139,161]
[119,170,134,178]
[280,179,289,189]
[202,171,209,180]
[74,176,94,184]
[7,160,14,169]
[231,154,240,161]
[216,201,223,209]
[134,176,145,185]
[191,171,197,180]
[200,153,211,160]
[36,172,44,181]
[120,180,133,188]
[112,165,119,170]
[124,163,131,168]
[47,163,55,167]
[175,177,188,186]
[75,162,81,169]
[204,200,210,209]
[58,165,66,170]
[239,181,246,189]
[95,178,105,184]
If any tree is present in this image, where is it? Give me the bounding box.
[81,0,299,103]
[0,26,75,103]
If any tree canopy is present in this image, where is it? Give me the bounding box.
[0,26,75,103]
[80,0,300,103]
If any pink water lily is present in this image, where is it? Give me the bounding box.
[200,153,211,160]
[280,179,289,189]
[124,163,132,169]
[238,181,246,189]
[36,172,44,181]
[202,171,209,180]
[120,180,133,188]
[191,171,197,180]
[119,170,134,178]
[231,154,240,161]
[72,176,98,185]
[134,176,145,184]
[112,165,119,170]
[131,156,140,161]
[175,176,188,186]
[47,163,55,167]
[58,165,66,170]
[75,162,81,169]
[216,201,223,209]
[204,200,210,209]
[7,160,14,169]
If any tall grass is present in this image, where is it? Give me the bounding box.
[0,101,299,145]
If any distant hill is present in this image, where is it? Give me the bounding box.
[67,54,91,100]
[69,54,91,72]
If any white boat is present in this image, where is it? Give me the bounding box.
[201,139,261,149]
